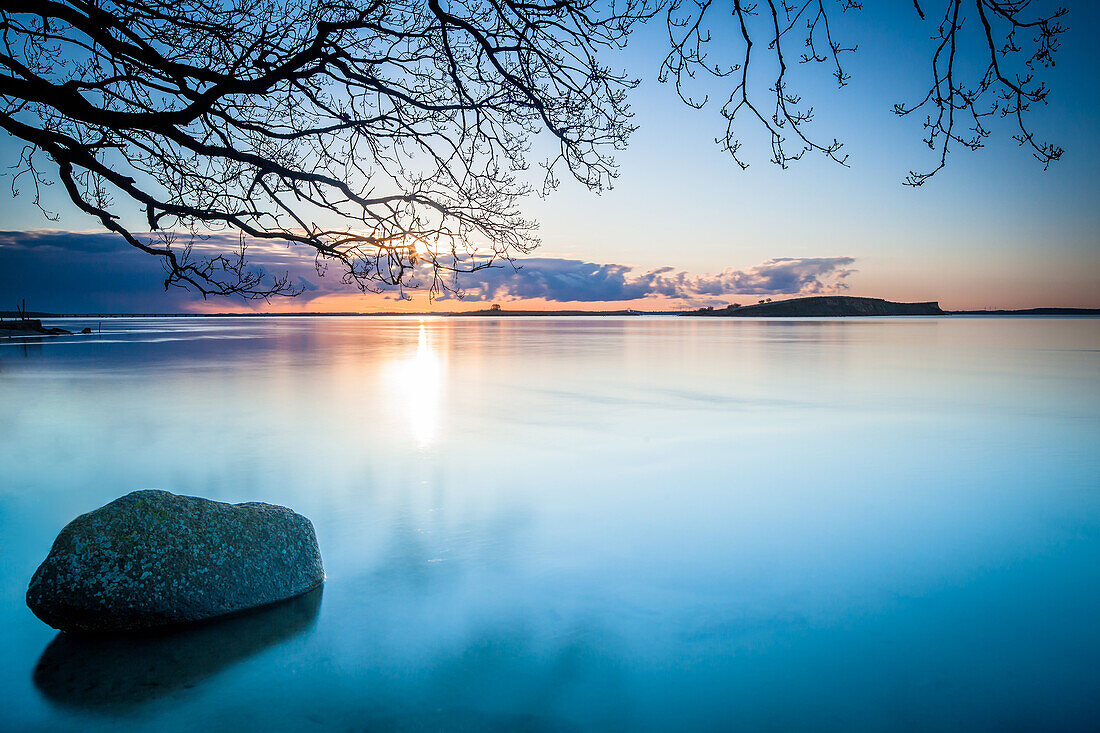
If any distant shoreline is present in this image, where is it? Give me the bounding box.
[947,308,1100,316]
[4,296,1099,322]
[7,310,1099,319]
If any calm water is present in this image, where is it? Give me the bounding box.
[1,316,1098,731]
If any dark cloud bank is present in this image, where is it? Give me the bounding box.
[0,230,856,311]
[0,230,310,312]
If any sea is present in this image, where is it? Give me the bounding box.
[1,315,1097,731]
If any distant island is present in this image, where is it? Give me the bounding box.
[684,296,947,317]
[683,296,1100,317]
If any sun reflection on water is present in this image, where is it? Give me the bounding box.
[383,322,444,449]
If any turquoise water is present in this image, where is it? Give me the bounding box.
[1,316,1097,731]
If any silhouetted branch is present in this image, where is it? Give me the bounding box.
[0,0,651,298]
[662,0,862,170]
[660,0,1064,180]
[895,0,1067,186]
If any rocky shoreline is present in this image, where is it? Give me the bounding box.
[0,318,71,337]
[0,318,99,338]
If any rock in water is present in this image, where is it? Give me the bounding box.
[26,490,324,633]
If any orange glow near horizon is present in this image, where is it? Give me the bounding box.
[181,283,1100,315]
[185,291,714,315]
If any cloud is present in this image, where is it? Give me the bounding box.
[447,256,858,302]
[0,229,334,313]
[437,258,652,302]
[0,229,132,253]
[0,230,314,313]
[0,229,857,311]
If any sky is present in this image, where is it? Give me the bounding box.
[0,3,1097,313]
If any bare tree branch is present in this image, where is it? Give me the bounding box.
[659,0,1064,181]
[0,0,652,298]
[894,0,1067,185]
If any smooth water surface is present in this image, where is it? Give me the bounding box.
[1,316,1098,731]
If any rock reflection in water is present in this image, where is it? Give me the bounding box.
[33,586,322,711]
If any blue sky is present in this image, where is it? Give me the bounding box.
[0,2,1096,312]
